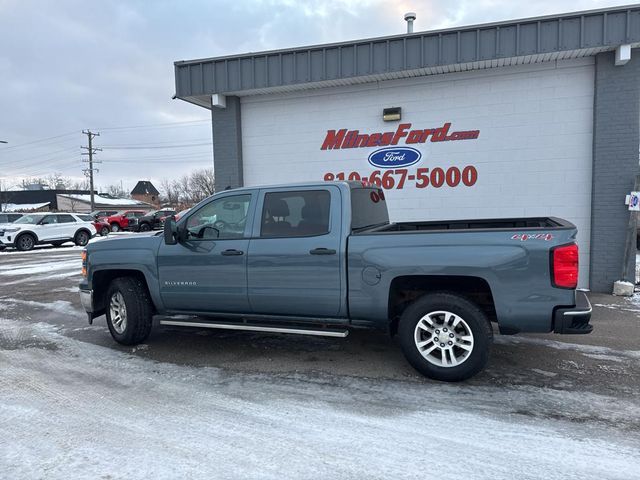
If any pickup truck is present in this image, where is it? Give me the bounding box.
[101,210,147,232]
[79,181,592,382]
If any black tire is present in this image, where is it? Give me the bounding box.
[111,223,120,232]
[139,222,151,232]
[15,233,35,251]
[398,292,492,382]
[105,277,153,345]
[74,230,90,246]
[100,226,109,236]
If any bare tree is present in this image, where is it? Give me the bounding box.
[189,168,215,202]
[159,168,215,208]
[104,183,128,198]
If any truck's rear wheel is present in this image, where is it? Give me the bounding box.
[105,277,153,345]
[398,292,492,382]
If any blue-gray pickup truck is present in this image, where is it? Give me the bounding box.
[79,181,592,381]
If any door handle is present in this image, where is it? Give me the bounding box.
[309,248,336,255]
[221,249,244,256]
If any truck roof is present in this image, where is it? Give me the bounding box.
[217,181,368,194]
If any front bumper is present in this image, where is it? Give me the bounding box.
[553,290,593,334]
[80,289,93,313]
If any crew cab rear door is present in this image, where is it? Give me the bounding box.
[157,192,256,313]
[247,185,343,318]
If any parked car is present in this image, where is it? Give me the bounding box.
[74,214,109,236]
[102,210,147,232]
[0,213,23,224]
[135,209,176,232]
[90,210,118,220]
[79,182,592,382]
[0,212,96,251]
[94,221,110,236]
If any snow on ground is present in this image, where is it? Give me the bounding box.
[495,335,640,361]
[1,317,639,480]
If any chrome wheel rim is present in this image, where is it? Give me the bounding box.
[109,292,127,334]
[414,310,474,367]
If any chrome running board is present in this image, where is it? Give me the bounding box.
[159,319,349,338]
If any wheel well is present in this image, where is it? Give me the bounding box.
[388,275,497,335]
[16,231,37,242]
[75,228,91,237]
[92,269,154,314]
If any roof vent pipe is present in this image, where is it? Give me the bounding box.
[404,12,416,33]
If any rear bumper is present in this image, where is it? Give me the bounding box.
[553,290,593,334]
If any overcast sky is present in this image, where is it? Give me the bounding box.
[0,0,627,193]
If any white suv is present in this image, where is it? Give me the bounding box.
[0,213,97,251]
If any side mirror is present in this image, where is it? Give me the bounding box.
[164,216,178,245]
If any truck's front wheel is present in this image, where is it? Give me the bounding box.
[105,277,153,345]
[398,292,492,382]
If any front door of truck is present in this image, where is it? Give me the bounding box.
[247,186,343,318]
[158,192,255,312]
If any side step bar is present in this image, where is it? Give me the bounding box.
[159,319,349,338]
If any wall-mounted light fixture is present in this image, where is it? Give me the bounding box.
[383,107,401,122]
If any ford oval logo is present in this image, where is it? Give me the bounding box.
[367,147,422,169]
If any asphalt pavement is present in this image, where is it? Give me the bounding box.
[1,244,639,479]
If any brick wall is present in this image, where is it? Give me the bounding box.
[590,50,640,292]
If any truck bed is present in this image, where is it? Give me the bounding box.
[356,217,574,234]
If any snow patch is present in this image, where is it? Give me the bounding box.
[495,336,640,361]
[1,202,50,212]
[1,317,640,480]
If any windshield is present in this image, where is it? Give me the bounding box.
[15,214,45,224]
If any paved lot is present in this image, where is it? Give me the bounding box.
[1,245,639,479]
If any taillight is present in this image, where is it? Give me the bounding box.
[551,243,578,289]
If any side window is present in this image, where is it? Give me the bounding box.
[41,215,58,225]
[185,194,251,240]
[57,214,76,223]
[260,190,331,238]
[78,214,93,222]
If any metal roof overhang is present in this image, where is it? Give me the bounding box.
[174,5,640,108]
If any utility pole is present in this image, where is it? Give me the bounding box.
[81,130,101,211]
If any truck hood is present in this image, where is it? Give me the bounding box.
[87,232,163,252]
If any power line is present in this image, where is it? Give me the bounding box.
[94,119,210,131]
[98,137,211,147]
[0,131,78,151]
[101,142,212,150]
[0,146,80,166]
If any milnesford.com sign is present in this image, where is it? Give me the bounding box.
[320,122,480,150]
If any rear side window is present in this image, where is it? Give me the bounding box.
[351,187,390,230]
[77,215,94,222]
[261,190,330,238]
[57,214,76,223]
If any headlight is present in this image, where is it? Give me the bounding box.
[4,227,20,232]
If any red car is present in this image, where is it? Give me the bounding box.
[101,210,147,232]
[93,219,110,236]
